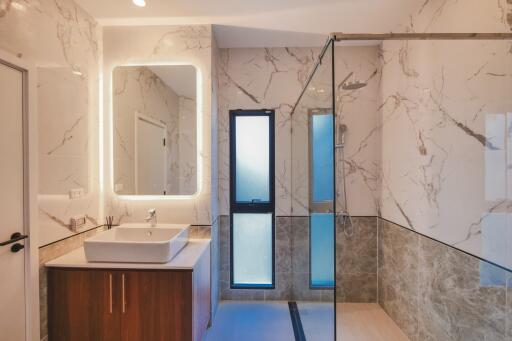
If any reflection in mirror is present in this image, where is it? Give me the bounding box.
[113,65,197,195]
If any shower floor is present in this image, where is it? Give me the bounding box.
[204,301,409,341]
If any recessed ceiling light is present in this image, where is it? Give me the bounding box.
[132,0,146,7]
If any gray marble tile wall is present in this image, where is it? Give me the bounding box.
[378,218,512,341]
[336,216,378,303]
[219,215,375,302]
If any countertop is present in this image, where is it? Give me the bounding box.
[45,238,210,270]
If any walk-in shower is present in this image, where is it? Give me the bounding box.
[287,31,512,341]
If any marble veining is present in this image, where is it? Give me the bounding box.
[336,216,378,302]
[0,0,101,246]
[378,218,511,341]
[104,25,213,225]
[217,47,319,216]
[380,36,512,268]
[112,65,197,195]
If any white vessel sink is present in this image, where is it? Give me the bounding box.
[84,223,190,263]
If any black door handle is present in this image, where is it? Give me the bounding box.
[11,243,24,253]
[0,232,28,247]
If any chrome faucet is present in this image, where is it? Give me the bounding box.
[145,208,157,227]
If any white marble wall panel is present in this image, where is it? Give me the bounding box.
[292,46,382,216]
[0,0,100,246]
[103,25,213,225]
[178,96,198,194]
[380,0,512,269]
[334,46,381,216]
[217,47,320,216]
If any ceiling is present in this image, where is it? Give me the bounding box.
[75,0,424,47]
[149,65,196,99]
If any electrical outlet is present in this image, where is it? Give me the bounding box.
[69,188,84,199]
[70,215,86,231]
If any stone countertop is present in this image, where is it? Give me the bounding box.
[45,238,210,270]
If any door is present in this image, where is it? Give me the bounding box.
[136,115,167,195]
[0,61,26,341]
[121,270,193,341]
[48,269,121,341]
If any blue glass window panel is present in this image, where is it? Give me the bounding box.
[312,114,334,202]
[310,213,335,287]
[235,116,270,203]
[232,213,273,286]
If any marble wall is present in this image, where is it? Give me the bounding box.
[217,45,381,217]
[378,218,512,341]
[336,216,377,302]
[217,47,319,216]
[380,0,512,271]
[219,215,335,301]
[112,65,197,195]
[103,25,214,226]
[0,0,101,246]
[216,45,381,301]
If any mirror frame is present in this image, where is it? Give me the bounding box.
[108,62,203,200]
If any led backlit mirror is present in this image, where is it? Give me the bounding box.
[112,65,197,196]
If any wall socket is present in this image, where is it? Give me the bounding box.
[70,215,86,232]
[69,188,84,199]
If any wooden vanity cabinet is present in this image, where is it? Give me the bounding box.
[48,250,210,341]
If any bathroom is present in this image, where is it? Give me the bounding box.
[0,0,511,340]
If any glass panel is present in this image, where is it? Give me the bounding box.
[310,213,335,287]
[312,113,334,203]
[291,40,335,341]
[232,213,273,286]
[235,116,270,202]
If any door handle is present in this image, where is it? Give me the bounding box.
[0,232,28,247]
[11,243,24,253]
[109,273,113,314]
[121,273,126,314]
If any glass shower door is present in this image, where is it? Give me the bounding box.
[291,39,336,341]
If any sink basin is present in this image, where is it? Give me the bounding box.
[84,223,190,263]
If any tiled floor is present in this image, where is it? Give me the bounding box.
[204,301,295,341]
[204,301,409,341]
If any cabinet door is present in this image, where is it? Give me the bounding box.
[120,270,193,341]
[48,269,121,341]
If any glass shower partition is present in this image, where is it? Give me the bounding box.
[290,39,336,340]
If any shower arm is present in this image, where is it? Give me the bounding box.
[340,72,354,86]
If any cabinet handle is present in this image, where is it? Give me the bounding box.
[121,273,126,314]
[109,273,113,314]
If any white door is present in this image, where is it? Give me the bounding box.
[136,116,167,195]
[0,62,27,340]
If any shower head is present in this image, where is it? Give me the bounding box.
[339,71,368,91]
[342,81,367,90]
[336,123,348,148]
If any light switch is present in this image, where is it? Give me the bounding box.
[69,188,84,199]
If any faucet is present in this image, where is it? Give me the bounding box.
[145,208,157,227]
